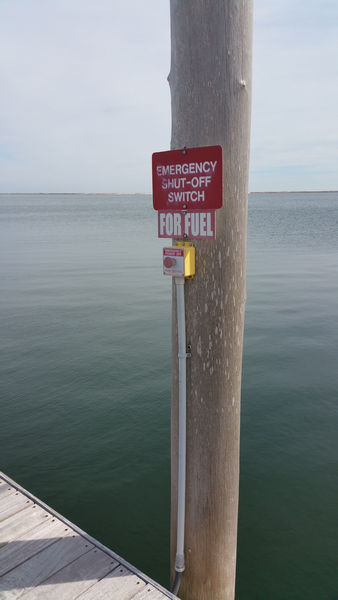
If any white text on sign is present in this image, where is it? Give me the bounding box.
[156,161,217,177]
[157,162,216,205]
[158,211,216,240]
[152,146,223,211]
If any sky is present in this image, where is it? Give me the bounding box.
[0,0,337,193]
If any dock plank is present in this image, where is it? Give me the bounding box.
[0,534,93,598]
[0,482,17,501]
[132,588,171,600]
[0,505,50,549]
[0,516,71,576]
[21,547,119,599]
[76,565,146,599]
[0,472,177,600]
[0,496,32,523]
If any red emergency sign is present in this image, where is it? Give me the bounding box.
[152,145,222,211]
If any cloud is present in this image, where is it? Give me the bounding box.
[0,0,171,192]
[0,0,337,192]
[250,0,338,190]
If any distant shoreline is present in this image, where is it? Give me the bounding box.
[0,190,337,196]
[249,190,338,194]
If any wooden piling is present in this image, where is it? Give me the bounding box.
[169,2,253,598]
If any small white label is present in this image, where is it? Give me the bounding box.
[163,247,184,276]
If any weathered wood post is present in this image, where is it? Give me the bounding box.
[169,2,253,599]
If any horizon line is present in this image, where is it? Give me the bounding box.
[0,190,337,196]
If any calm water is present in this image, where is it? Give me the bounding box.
[0,193,337,599]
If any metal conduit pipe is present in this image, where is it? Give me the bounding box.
[171,276,187,595]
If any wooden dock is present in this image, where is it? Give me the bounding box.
[0,472,177,600]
